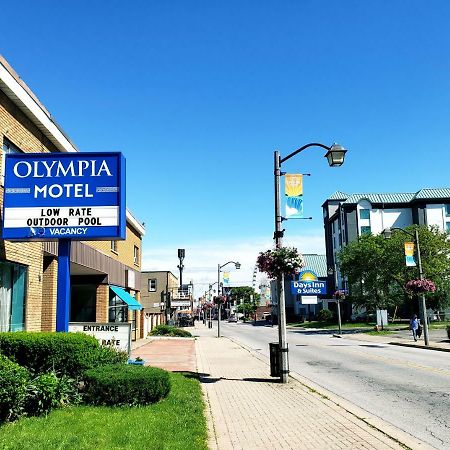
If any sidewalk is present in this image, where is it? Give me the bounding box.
[132,325,432,450]
[194,324,432,450]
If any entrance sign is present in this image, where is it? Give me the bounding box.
[291,270,327,295]
[69,322,131,356]
[3,152,126,240]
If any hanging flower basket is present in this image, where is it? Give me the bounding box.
[333,290,346,300]
[256,246,304,279]
[213,296,227,304]
[405,279,436,294]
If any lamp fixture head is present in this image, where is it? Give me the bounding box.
[235,262,241,269]
[325,143,347,167]
[382,228,392,239]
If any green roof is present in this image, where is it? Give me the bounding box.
[334,189,450,205]
[302,254,327,278]
[415,188,450,199]
[343,192,416,204]
[327,191,348,200]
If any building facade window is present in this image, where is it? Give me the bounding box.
[447,222,450,232]
[108,289,128,323]
[148,279,157,292]
[360,226,372,234]
[446,204,450,217]
[133,246,139,265]
[0,261,27,332]
[2,138,22,185]
[359,209,370,220]
[111,240,118,253]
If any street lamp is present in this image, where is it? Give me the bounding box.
[274,142,347,383]
[217,261,241,337]
[382,227,429,346]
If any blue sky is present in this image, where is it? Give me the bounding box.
[2,0,450,292]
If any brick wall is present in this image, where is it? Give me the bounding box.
[41,256,57,331]
[87,224,142,270]
[96,284,109,322]
[0,89,58,331]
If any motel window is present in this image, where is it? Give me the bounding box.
[0,261,27,332]
[108,289,128,323]
[111,240,118,253]
[445,205,450,217]
[134,246,139,265]
[1,138,22,185]
[148,279,157,292]
[359,209,370,220]
[447,222,450,232]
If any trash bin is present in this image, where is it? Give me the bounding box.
[269,342,280,377]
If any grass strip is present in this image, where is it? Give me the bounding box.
[0,372,207,450]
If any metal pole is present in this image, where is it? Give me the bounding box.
[415,229,429,346]
[56,239,71,332]
[274,150,289,383]
[337,299,342,335]
[218,264,221,337]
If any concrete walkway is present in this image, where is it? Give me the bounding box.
[132,325,432,450]
[194,324,431,450]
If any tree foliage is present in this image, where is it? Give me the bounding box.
[337,225,450,311]
[230,286,260,319]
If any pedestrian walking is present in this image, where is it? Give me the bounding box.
[410,314,419,341]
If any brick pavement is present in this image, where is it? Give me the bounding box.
[131,337,196,372]
[131,326,430,449]
[194,324,417,450]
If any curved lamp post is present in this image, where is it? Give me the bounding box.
[382,227,429,346]
[274,143,347,383]
[217,261,241,337]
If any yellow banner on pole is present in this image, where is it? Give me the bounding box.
[285,174,303,197]
[404,242,416,267]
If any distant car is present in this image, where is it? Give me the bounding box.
[228,315,238,323]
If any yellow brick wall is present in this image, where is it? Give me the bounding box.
[87,224,142,270]
[0,89,58,331]
[41,257,57,331]
[96,284,109,322]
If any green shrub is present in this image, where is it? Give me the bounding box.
[0,332,127,378]
[149,325,192,337]
[0,354,30,422]
[83,364,171,406]
[25,372,81,416]
[317,309,334,322]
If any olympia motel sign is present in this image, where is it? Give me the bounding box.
[2,152,126,241]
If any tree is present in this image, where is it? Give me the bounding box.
[337,225,450,315]
[230,286,260,320]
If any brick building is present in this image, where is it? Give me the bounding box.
[0,56,145,339]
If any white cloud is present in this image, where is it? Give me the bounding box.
[141,230,326,298]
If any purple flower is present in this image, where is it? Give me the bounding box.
[405,279,436,294]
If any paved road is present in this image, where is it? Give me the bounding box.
[219,321,450,449]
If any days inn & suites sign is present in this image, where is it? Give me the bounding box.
[2,152,126,240]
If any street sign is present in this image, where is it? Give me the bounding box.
[2,152,126,240]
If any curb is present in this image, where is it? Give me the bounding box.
[226,335,434,450]
[389,341,450,353]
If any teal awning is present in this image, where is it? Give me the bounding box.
[110,285,143,311]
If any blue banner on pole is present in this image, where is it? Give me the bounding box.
[2,152,126,241]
